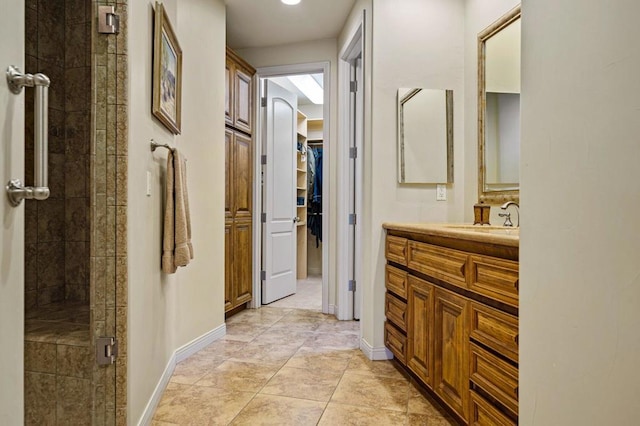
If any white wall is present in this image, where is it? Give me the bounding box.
[520,0,640,423]
[127,0,226,422]
[361,0,466,351]
[464,0,520,226]
[236,40,339,309]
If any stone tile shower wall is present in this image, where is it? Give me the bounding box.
[24,0,91,309]
[22,0,129,424]
[90,0,129,423]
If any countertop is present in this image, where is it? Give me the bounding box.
[383,222,519,248]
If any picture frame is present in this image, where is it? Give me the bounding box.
[152,2,182,134]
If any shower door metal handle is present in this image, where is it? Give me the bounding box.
[5,65,50,207]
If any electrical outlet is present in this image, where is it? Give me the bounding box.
[436,184,447,201]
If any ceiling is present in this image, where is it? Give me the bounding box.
[225,0,357,49]
[269,73,323,106]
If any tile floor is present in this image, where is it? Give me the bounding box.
[152,305,458,425]
[267,276,323,311]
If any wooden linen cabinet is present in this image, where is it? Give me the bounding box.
[225,47,255,314]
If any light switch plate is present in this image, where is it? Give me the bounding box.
[436,184,447,201]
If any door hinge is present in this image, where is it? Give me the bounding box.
[350,81,358,93]
[260,270,266,280]
[348,279,356,291]
[98,6,120,34]
[261,97,267,107]
[261,212,266,223]
[348,213,357,225]
[96,337,118,365]
[349,147,358,159]
[261,155,267,165]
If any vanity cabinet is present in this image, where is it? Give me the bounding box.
[406,275,433,386]
[225,47,255,315]
[383,224,519,425]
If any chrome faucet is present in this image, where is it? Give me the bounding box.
[499,201,520,227]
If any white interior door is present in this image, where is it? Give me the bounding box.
[262,79,298,304]
[1,2,26,422]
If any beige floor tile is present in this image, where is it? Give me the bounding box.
[260,366,343,402]
[407,382,450,417]
[269,316,322,333]
[170,354,227,385]
[153,386,254,425]
[196,340,247,359]
[318,402,407,425]
[229,394,326,426]
[285,348,351,373]
[225,309,288,327]
[407,413,460,425]
[228,342,300,366]
[223,323,270,342]
[267,276,322,311]
[294,345,360,360]
[315,320,360,335]
[303,331,360,349]
[157,382,192,405]
[346,352,409,380]
[250,330,314,347]
[331,371,410,412]
[152,307,455,425]
[195,360,279,392]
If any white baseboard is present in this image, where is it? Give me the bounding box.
[176,323,226,363]
[328,304,336,315]
[137,323,226,426]
[360,337,393,361]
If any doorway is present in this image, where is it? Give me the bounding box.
[253,63,330,315]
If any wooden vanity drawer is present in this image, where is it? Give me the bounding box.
[385,292,407,332]
[470,302,518,363]
[386,235,408,265]
[407,241,468,289]
[470,343,518,416]
[468,255,519,308]
[470,390,517,426]
[384,321,407,364]
[385,265,408,299]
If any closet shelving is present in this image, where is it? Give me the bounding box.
[296,111,308,279]
[306,118,323,276]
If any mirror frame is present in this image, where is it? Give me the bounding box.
[398,89,454,183]
[477,5,521,204]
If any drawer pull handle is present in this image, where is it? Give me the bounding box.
[514,334,519,345]
[515,386,519,399]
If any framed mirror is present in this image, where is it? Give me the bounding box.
[397,88,453,183]
[478,6,521,203]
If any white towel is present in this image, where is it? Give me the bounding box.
[162,149,194,273]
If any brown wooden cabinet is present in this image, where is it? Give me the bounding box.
[433,287,469,420]
[384,225,519,425]
[225,47,255,315]
[226,49,253,135]
[406,275,434,387]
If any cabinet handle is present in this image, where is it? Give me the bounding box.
[514,334,519,345]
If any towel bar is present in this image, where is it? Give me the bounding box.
[150,139,174,152]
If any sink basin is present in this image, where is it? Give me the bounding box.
[440,224,520,236]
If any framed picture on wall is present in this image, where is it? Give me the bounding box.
[152,2,182,134]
